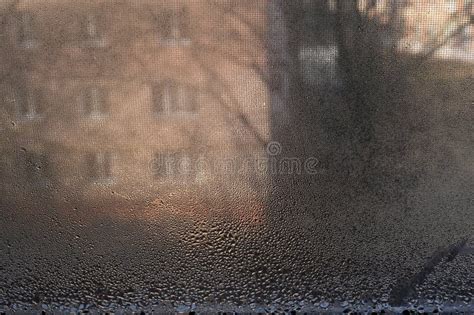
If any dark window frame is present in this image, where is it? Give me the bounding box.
[85,151,114,183]
[152,81,197,115]
[156,6,191,45]
[81,85,109,118]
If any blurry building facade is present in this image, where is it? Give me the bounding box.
[1,0,472,206]
[0,0,272,205]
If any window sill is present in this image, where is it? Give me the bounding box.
[82,37,108,49]
[18,40,39,49]
[84,113,109,120]
[16,114,44,122]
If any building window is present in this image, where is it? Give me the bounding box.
[152,82,197,114]
[446,0,457,13]
[86,152,113,182]
[299,45,340,87]
[81,14,107,47]
[81,86,108,118]
[157,7,191,44]
[13,87,43,120]
[152,152,195,180]
[328,0,337,12]
[17,11,38,48]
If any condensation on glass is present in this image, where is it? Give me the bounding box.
[0,0,473,313]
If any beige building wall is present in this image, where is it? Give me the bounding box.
[0,0,271,204]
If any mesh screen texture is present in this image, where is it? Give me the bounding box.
[0,0,473,313]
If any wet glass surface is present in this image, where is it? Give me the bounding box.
[0,0,473,313]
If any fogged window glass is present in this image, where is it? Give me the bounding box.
[0,0,473,313]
